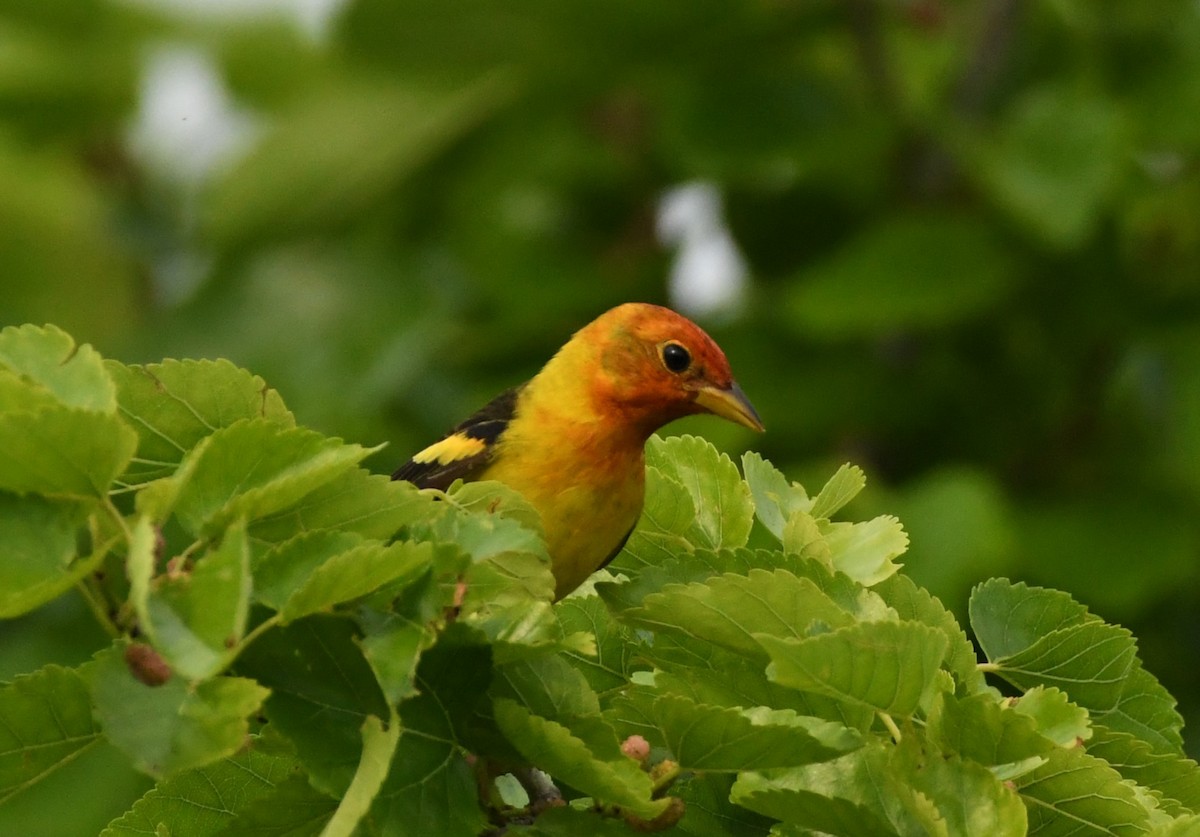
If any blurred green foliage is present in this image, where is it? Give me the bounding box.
[3,0,1200,825]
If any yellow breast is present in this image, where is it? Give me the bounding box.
[478,414,646,599]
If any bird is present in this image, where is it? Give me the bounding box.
[393,302,763,600]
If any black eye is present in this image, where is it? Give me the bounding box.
[661,342,691,373]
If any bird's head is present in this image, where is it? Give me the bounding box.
[571,303,764,438]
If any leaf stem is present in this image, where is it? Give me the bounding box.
[102,496,133,543]
[223,613,282,669]
[76,577,121,639]
[977,662,1000,673]
[879,712,902,744]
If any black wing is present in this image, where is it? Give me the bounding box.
[392,385,522,490]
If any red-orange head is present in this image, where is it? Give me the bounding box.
[553,302,764,439]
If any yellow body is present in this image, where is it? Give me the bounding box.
[479,390,646,599]
[396,303,763,600]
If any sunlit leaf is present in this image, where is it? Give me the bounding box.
[611,692,862,771]
[0,323,115,412]
[171,419,376,535]
[107,358,292,485]
[759,620,948,718]
[0,406,136,498]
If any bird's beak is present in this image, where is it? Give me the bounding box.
[694,381,765,432]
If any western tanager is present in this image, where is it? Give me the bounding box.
[393,302,763,599]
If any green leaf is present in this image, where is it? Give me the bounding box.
[359,614,436,705]
[0,665,101,804]
[810,463,867,520]
[0,406,136,498]
[625,568,856,657]
[642,635,875,733]
[249,466,436,543]
[646,434,754,550]
[414,496,547,564]
[969,579,1096,662]
[0,324,115,412]
[86,642,269,779]
[875,573,987,696]
[759,620,948,718]
[279,540,433,623]
[740,451,811,540]
[0,492,93,618]
[171,419,376,535]
[1096,665,1185,756]
[1016,746,1152,835]
[1012,686,1092,749]
[893,734,1028,837]
[670,773,775,837]
[99,731,301,837]
[633,465,700,543]
[985,621,1137,712]
[781,510,831,564]
[556,595,639,697]
[493,654,601,723]
[613,692,862,771]
[107,358,293,485]
[822,515,908,586]
[1087,727,1200,818]
[602,545,890,630]
[253,530,366,610]
[450,479,546,539]
[971,580,1152,721]
[788,215,1017,338]
[368,648,489,837]
[493,698,668,820]
[128,518,252,681]
[731,740,949,837]
[234,616,389,796]
[927,690,1056,769]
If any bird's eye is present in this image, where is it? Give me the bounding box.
[661,342,691,374]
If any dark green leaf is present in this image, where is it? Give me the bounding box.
[235,616,389,796]
[0,665,100,804]
[100,731,301,837]
[0,492,91,618]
